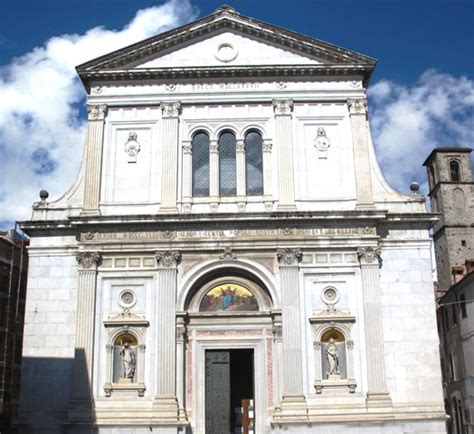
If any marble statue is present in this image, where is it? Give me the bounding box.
[326,337,339,377]
[120,342,136,380]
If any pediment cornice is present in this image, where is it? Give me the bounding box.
[76,6,376,89]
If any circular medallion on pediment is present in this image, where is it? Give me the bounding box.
[215,43,238,62]
[119,289,137,309]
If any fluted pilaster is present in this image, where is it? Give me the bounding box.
[71,251,101,405]
[83,105,107,215]
[277,249,304,395]
[357,246,391,407]
[273,100,296,210]
[348,98,374,208]
[160,102,181,213]
[155,250,181,395]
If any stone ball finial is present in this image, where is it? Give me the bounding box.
[409,182,420,193]
[39,190,49,201]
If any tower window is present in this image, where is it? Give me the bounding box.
[461,240,466,247]
[449,160,461,182]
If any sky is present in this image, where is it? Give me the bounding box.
[0,0,473,227]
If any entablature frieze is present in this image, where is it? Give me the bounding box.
[79,226,378,244]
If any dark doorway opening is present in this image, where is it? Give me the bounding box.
[205,349,254,434]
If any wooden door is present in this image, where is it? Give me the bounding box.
[205,351,231,434]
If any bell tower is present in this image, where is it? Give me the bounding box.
[423,147,474,289]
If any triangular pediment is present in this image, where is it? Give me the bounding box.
[136,31,324,69]
[77,5,376,87]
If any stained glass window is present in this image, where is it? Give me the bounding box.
[192,132,210,196]
[219,131,237,196]
[245,131,263,196]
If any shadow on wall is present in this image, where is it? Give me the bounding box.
[17,350,96,434]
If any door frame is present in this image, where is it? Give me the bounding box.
[193,337,267,434]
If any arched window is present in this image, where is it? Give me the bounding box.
[192,132,210,196]
[245,131,263,196]
[219,131,237,196]
[449,160,461,182]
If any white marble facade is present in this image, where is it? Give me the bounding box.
[19,6,446,434]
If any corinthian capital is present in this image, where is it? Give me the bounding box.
[273,99,293,116]
[347,98,368,115]
[76,251,102,270]
[155,250,182,268]
[87,104,107,121]
[277,248,302,266]
[357,246,382,266]
[160,101,181,118]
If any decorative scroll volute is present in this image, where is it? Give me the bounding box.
[272,99,293,116]
[277,248,303,266]
[155,250,182,268]
[160,101,181,118]
[357,246,382,266]
[347,98,368,115]
[87,104,107,121]
[76,251,102,270]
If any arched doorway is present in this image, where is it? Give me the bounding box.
[181,267,278,434]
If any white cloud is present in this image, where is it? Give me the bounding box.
[369,70,474,194]
[0,0,197,225]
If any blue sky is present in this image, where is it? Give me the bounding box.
[0,0,473,226]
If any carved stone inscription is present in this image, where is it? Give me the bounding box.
[81,226,376,243]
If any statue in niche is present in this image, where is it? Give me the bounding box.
[326,337,340,377]
[314,127,330,159]
[120,342,136,380]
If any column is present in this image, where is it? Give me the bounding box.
[262,139,273,211]
[348,98,374,209]
[82,105,107,216]
[160,102,181,213]
[182,140,192,213]
[357,246,391,407]
[236,138,246,211]
[176,312,188,421]
[276,249,307,418]
[69,251,101,419]
[209,139,219,210]
[153,250,182,420]
[273,100,296,210]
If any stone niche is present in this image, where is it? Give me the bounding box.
[103,288,149,397]
[309,286,357,394]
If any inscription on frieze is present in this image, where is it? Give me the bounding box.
[80,226,376,243]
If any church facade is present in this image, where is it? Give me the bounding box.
[18,6,446,434]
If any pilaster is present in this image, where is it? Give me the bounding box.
[176,312,188,422]
[236,138,246,210]
[273,100,296,210]
[68,251,101,423]
[82,105,107,216]
[275,248,307,422]
[160,102,181,213]
[153,250,182,422]
[209,139,219,209]
[182,140,192,212]
[357,246,392,408]
[262,139,274,210]
[347,98,374,209]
